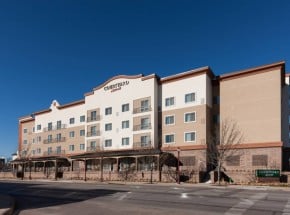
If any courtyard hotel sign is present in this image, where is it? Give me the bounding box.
[104,81,130,93]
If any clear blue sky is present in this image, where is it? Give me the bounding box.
[0,0,290,158]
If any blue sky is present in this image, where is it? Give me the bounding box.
[0,0,290,158]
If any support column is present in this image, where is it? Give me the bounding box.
[70,159,73,180]
[135,156,138,172]
[100,157,103,182]
[158,154,162,182]
[54,160,58,180]
[84,159,87,181]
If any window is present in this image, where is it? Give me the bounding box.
[141,118,150,130]
[90,111,97,121]
[165,115,174,125]
[80,144,85,150]
[105,123,112,131]
[122,120,129,129]
[33,127,35,132]
[122,103,129,112]
[105,107,112,115]
[141,136,150,147]
[69,131,75,138]
[36,148,41,154]
[32,138,35,143]
[37,124,41,130]
[69,118,75,124]
[56,146,62,154]
[213,96,220,105]
[80,115,85,122]
[105,139,112,147]
[90,141,96,148]
[122,137,129,146]
[141,100,149,112]
[165,134,175,144]
[23,140,27,144]
[48,135,52,142]
[23,128,27,134]
[69,145,75,151]
[80,129,85,136]
[47,147,52,155]
[90,126,97,136]
[37,136,41,142]
[184,112,196,122]
[185,132,196,142]
[56,133,62,141]
[165,97,175,107]
[185,92,195,103]
[56,120,61,129]
[48,122,52,131]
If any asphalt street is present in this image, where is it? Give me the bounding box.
[1,180,290,215]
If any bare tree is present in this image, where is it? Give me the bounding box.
[18,142,33,180]
[207,118,244,185]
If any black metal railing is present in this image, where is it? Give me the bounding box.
[43,137,66,144]
[133,141,152,149]
[43,124,67,132]
[86,146,101,152]
[133,106,152,114]
[133,123,152,131]
[86,131,101,137]
[43,150,65,156]
[87,115,101,122]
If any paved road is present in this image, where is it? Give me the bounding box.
[1,180,290,215]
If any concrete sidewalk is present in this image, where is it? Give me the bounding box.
[0,195,15,215]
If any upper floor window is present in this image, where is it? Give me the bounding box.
[165,134,175,144]
[105,123,112,131]
[122,103,129,112]
[69,131,75,138]
[57,120,62,129]
[48,122,52,131]
[184,132,196,142]
[37,124,41,130]
[165,97,175,107]
[69,118,75,124]
[141,118,150,130]
[90,111,97,120]
[122,137,130,146]
[165,115,175,125]
[184,112,196,122]
[56,133,62,141]
[105,107,112,115]
[23,128,28,134]
[80,129,85,136]
[80,115,85,122]
[37,136,41,142]
[80,144,85,150]
[69,145,75,151]
[105,139,112,147]
[122,120,129,129]
[23,139,27,144]
[141,100,149,112]
[185,92,195,103]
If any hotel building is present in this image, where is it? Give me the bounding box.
[15,61,289,183]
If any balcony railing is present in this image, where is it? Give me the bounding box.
[43,124,67,132]
[43,150,65,156]
[43,137,66,144]
[133,141,152,149]
[87,115,101,122]
[86,131,101,137]
[133,123,152,131]
[86,145,101,152]
[133,106,152,114]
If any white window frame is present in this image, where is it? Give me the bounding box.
[184,131,196,143]
[80,143,85,150]
[69,144,75,151]
[184,112,196,123]
[165,97,175,107]
[80,129,85,136]
[122,103,129,112]
[69,131,75,138]
[122,120,129,129]
[165,115,175,125]
[105,123,112,131]
[121,137,130,146]
[105,107,112,115]
[164,133,175,144]
[69,118,75,124]
[104,139,112,147]
[80,115,86,122]
[185,92,196,103]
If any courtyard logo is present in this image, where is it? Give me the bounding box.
[104,81,129,92]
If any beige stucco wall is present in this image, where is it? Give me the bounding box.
[220,68,282,144]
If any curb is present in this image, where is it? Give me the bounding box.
[0,195,15,215]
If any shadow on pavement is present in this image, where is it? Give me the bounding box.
[0,181,127,214]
